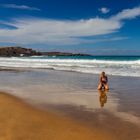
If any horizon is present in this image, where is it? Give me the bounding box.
[0,0,140,55]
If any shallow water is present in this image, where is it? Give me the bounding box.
[0,69,140,140]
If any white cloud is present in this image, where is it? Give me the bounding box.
[0,18,121,45]
[0,6,140,45]
[1,4,40,11]
[112,6,140,20]
[99,7,110,14]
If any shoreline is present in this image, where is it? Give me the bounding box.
[1,66,140,78]
[0,91,114,140]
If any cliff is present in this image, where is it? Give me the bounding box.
[0,47,41,57]
[0,47,91,57]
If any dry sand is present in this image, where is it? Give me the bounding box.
[0,92,115,140]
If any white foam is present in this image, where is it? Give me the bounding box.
[0,57,140,77]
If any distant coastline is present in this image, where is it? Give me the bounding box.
[0,46,91,57]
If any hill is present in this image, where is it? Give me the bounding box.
[0,47,91,57]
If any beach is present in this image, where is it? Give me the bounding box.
[0,69,140,140]
[0,92,116,140]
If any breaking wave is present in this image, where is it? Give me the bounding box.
[0,57,140,77]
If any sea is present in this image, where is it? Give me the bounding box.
[0,55,140,77]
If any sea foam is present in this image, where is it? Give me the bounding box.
[0,57,140,77]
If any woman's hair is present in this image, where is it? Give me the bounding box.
[101,71,105,76]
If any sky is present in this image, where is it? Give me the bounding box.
[0,0,140,55]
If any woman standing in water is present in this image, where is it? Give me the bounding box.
[98,72,109,90]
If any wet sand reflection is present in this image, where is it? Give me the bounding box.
[98,90,108,108]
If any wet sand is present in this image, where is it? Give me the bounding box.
[0,92,114,140]
[0,69,140,140]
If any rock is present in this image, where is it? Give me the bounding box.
[0,46,91,57]
[0,46,41,57]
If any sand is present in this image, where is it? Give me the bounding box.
[0,69,140,140]
[0,92,114,140]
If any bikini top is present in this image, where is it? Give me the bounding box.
[101,76,107,83]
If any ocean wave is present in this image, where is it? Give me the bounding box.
[0,57,140,77]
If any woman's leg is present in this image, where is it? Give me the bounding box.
[98,83,102,90]
[104,84,109,90]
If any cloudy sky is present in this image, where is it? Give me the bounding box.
[0,0,140,55]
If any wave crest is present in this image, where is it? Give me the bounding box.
[0,57,140,77]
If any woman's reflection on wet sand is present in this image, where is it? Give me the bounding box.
[98,90,108,108]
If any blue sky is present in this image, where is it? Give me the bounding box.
[0,0,140,55]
